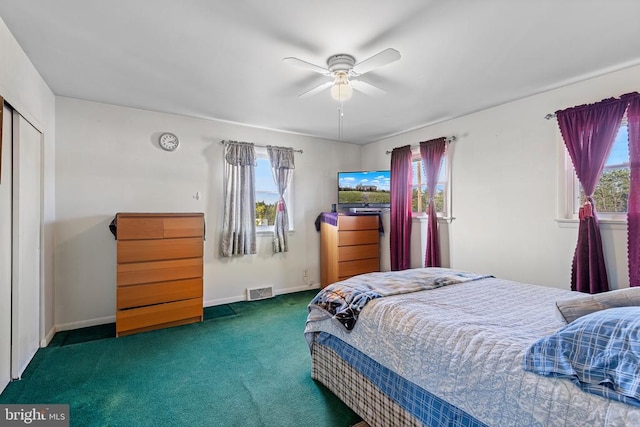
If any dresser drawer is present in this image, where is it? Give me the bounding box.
[116,214,204,240]
[338,230,379,246]
[117,278,203,310]
[117,217,164,240]
[116,298,203,336]
[337,215,379,231]
[117,258,203,286]
[117,237,203,263]
[338,258,379,279]
[163,216,204,238]
[338,243,379,262]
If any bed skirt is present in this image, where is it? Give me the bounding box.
[310,332,487,427]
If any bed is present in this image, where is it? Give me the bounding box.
[304,268,640,427]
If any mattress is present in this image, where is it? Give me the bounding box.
[304,270,640,426]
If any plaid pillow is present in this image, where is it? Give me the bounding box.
[524,306,640,407]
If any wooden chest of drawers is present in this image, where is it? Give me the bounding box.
[115,213,204,337]
[320,214,380,288]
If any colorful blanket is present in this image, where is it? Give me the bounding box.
[308,268,491,330]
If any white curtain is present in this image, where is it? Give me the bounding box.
[221,141,256,257]
[267,145,295,253]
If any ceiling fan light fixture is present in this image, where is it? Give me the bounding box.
[284,49,400,101]
[330,72,353,101]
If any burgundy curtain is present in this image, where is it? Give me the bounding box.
[390,145,413,271]
[420,138,446,267]
[556,98,628,293]
[626,93,640,286]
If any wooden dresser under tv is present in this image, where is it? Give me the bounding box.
[320,213,380,288]
[114,212,204,337]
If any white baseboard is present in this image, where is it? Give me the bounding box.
[204,284,319,307]
[277,284,321,295]
[40,325,57,348]
[53,287,321,333]
[203,295,244,307]
[55,315,116,333]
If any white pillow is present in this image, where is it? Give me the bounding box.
[555,287,640,323]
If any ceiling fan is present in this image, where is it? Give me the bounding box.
[283,48,401,101]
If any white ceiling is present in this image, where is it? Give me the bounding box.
[1,1,639,144]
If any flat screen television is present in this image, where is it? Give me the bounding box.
[337,170,391,209]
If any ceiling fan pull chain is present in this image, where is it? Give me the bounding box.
[337,103,344,140]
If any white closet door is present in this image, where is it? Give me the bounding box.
[0,103,12,391]
[11,113,42,380]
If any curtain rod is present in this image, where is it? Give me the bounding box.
[220,140,303,154]
[385,136,456,154]
[545,91,640,119]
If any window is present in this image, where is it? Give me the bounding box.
[568,122,629,221]
[254,148,294,232]
[411,152,449,216]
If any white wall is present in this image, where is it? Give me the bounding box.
[54,97,362,329]
[363,64,640,290]
[0,16,56,343]
[4,10,637,332]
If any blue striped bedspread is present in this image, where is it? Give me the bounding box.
[305,274,640,426]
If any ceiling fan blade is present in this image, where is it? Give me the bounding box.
[298,80,333,98]
[351,80,387,97]
[352,48,401,76]
[283,57,330,75]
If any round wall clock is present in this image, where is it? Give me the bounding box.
[159,133,179,151]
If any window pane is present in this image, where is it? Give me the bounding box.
[411,161,421,185]
[580,124,629,213]
[412,158,447,182]
[412,158,446,214]
[255,158,278,226]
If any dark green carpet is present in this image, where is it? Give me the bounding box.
[0,290,361,427]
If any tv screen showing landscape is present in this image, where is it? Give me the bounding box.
[338,170,391,205]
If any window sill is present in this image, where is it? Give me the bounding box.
[256,229,295,236]
[555,218,627,230]
[412,214,454,224]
